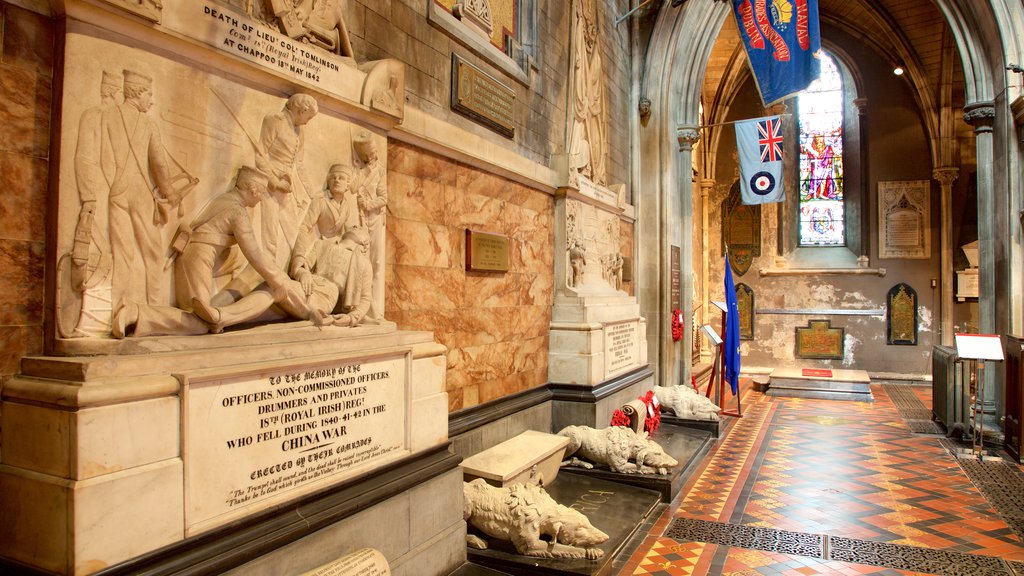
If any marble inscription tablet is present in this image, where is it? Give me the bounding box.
[604,320,640,376]
[183,353,409,533]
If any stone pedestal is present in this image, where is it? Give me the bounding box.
[0,327,452,575]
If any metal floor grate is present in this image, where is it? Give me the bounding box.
[883,384,942,432]
[666,517,1018,575]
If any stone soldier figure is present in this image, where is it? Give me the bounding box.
[291,163,360,281]
[353,130,387,322]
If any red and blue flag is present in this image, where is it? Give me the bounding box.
[731,0,821,105]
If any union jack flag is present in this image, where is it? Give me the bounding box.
[758,118,783,162]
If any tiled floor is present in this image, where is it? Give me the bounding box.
[620,381,1024,576]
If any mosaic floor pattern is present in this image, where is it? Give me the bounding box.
[622,383,1024,576]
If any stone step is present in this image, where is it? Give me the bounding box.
[767,368,874,402]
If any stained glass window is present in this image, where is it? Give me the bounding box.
[798,53,845,246]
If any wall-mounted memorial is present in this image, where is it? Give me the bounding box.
[722,181,761,276]
[878,180,930,259]
[887,283,918,345]
[0,2,454,575]
[735,283,754,340]
[795,319,845,360]
[548,0,646,429]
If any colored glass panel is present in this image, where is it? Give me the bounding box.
[798,53,845,246]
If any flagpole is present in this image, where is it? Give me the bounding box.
[699,114,792,131]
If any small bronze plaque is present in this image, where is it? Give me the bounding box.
[795,319,845,360]
[466,229,510,272]
[451,55,515,138]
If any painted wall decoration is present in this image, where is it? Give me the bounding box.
[795,319,844,360]
[722,181,761,276]
[735,283,754,340]
[887,283,918,345]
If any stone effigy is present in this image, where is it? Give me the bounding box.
[557,425,678,475]
[463,479,608,559]
[658,385,721,421]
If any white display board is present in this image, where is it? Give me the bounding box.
[954,333,1004,361]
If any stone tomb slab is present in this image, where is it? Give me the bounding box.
[768,368,873,402]
[659,413,723,438]
[558,424,713,501]
[466,474,661,576]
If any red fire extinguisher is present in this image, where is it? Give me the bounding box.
[671,309,684,341]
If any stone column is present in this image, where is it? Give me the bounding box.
[854,97,870,260]
[963,101,998,427]
[933,167,959,346]
[674,127,700,388]
[700,179,714,363]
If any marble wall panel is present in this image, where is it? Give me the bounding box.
[386,142,554,411]
[0,61,50,158]
[1,4,52,73]
[0,325,41,378]
[0,240,43,326]
[0,150,46,242]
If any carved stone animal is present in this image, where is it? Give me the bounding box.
[558,425,678,475]
[463,478,609,559]
[658,384,720,421]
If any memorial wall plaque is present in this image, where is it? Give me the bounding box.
[465,229,510,272]
[795,319,844,360]
[605,320,640,376]
[887,283,918,345]
[735,283,754,340]
[722,182,761,276]
[670,246,681,310]
[183,353,409,533]
[878,180,930,259]
[451,54,515,138]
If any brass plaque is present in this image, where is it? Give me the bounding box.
[735,283,754,340]
[887,283,918,345]
[795,319,845,360]
[466,229,510,272]
[670,246,681,310]
[451,55,515,138]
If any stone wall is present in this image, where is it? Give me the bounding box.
[0,1,50,391]
[386,141,554,411]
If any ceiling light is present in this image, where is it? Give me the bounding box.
[893,65,904,76]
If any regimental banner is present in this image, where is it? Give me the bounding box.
[183,353,409,534]
[795,319,844,359]
[604,320,641,377]
[731,0,821,105]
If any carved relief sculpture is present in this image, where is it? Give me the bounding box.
[557,425,678,475]
[568,239,587,288]
[453,0,495,40]
[353,131,387,321]
[242,0,354,57]
[103,69,197,313]
[463,479,609,559]
[174,166,313,334]
[99,0,163,23]
[658,385,721,421]
[567,0,609,186]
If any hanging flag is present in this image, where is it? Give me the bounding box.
[724,252,741,396]
[735,115,785,205]
[731,0,821,105]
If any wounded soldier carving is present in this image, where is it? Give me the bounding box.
[173,166,314,333]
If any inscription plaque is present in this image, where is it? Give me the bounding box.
[466,229,510,272]
[164,1,361,101]
[671,246,681,310]
[605,321,640,376]
[184,354,409,533]
[451,54,515,138]
[735,283,754,340]
[887,283,918,345]
[722,182,761,276]
[878,180,930,259]
[795,319,845,360]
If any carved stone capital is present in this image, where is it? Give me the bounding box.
[963,101,996,133]
[699,180,715,197]
[676,127,700,152]
[853,97,868,116]
[932,167,959,186]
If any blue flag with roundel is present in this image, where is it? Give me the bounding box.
[731,0,821,105]
[735,115,785,204]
